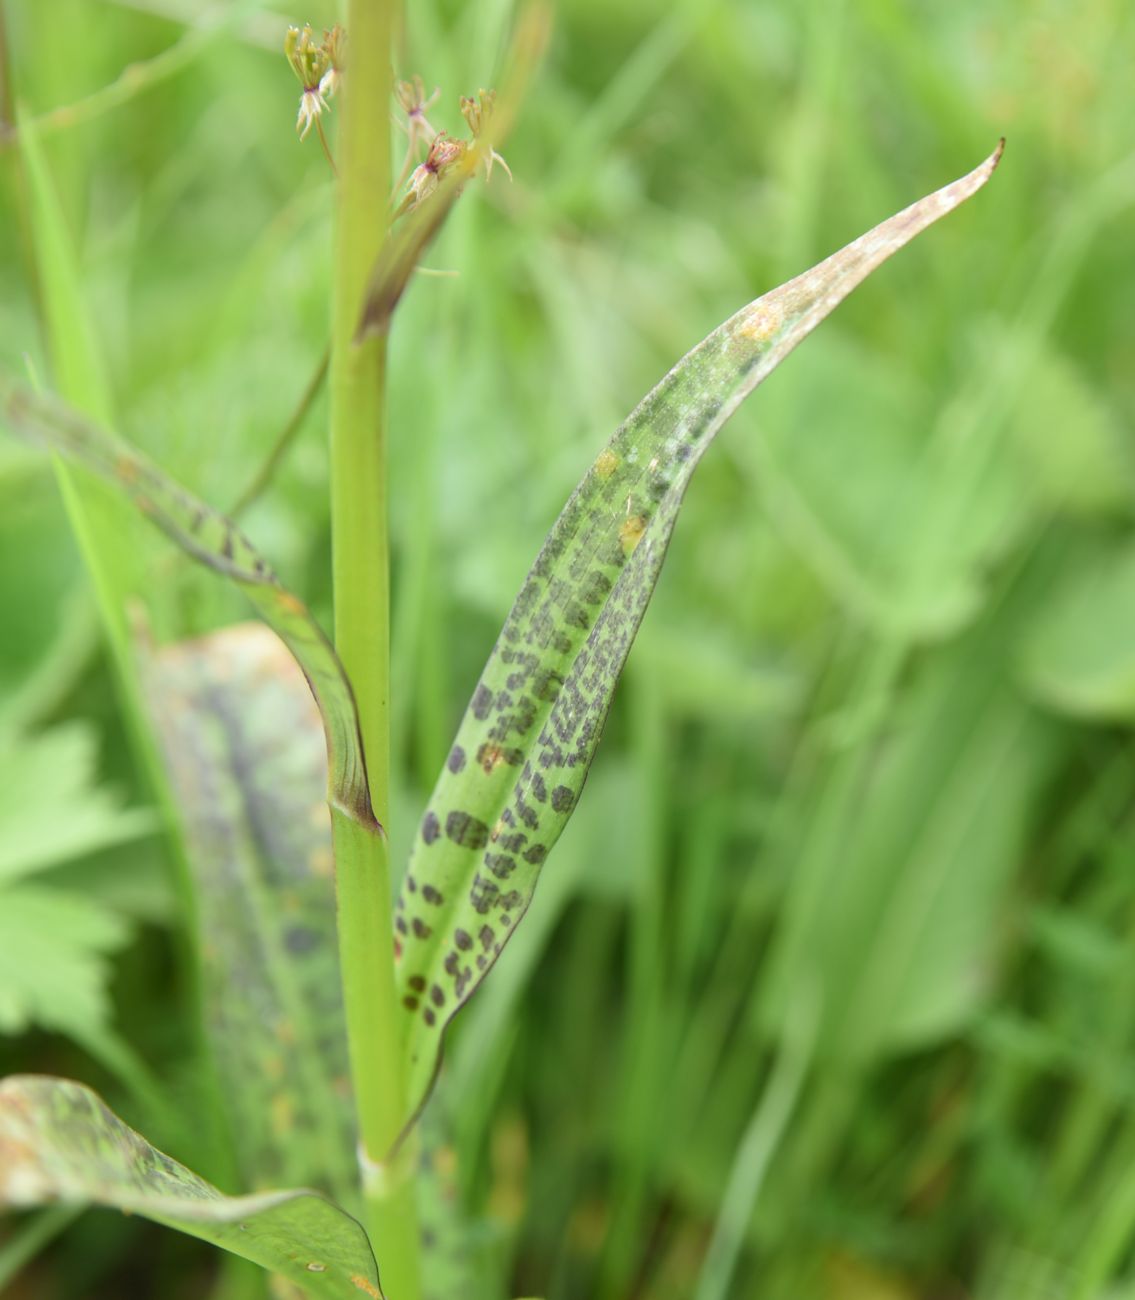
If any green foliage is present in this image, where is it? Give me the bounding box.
[1,0,1134,1298]
[140,623,356,1200]
[0,145,1000,1295]
[0,381,378,833]
[0,723,154,884]
[1023,542,1135,720]
[0,1076,382,1299]
[395,144,1000,1127]
[0,724,152,1038]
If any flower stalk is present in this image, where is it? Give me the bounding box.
[326,1,422,1296]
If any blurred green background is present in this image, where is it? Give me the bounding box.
[2,0,1135,1296]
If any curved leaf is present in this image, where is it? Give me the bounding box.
[394,143,1005,1127]
[0,383,378,833]
[0,1076,382,1299]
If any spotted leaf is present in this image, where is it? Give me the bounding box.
[0,1076,382,1299]
[138,623,355,1200]
[394,143,1005,1131]
[0,382,377,834]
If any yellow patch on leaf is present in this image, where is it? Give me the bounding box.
[738,300,783,343]
[594,448,619,479]
[619,514,647,555]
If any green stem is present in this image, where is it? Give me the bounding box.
[329,2,421,1296]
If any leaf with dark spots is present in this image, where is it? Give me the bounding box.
[0,1076,382,1299]
[0,383,377,835]
[392,144,1005,1131]
[138,623,354,1200]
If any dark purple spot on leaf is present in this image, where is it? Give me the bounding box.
[564,600,590,630]
[472,684,493,720]
[446,810,489,850]
[486,853,517,880]
[533,670,564,703]
[470,873,499,913]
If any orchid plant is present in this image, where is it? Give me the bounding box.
[0,5,1002,1298]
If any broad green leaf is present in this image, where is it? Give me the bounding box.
[999,332,1132,520]
[0,383,378,834]
[1020,542,1135,721]
[741,334,1020,638]
[0,1076,383,1299]
[138,622,354,1199]
[394,144,1005,1124]
[762,586,1055,1062]
[0,722,155,882]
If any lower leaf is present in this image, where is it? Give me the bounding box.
[0,1076,383,1300]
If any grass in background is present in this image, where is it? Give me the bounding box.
[1,0,1134,1297]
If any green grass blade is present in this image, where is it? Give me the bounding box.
[0,1205,79,1291]
[4,0,264,147]
[0,1076,382,1300]
[139,623,355,1203]
[394,142,1005,1126]
[15,108,149,679]
[694,990,817,1300]
[0,383,378,834]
